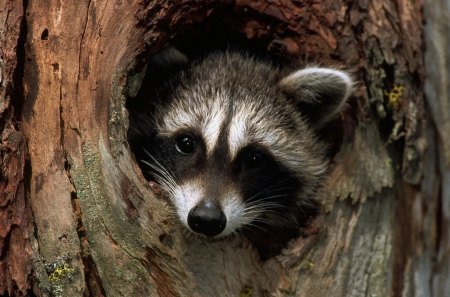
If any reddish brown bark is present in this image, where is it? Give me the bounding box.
[1,1,34,295]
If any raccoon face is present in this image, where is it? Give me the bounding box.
[147,129,303,237]
[129,48,353,238]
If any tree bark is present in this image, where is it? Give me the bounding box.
[1,0,33,295]
[0,0,448,296]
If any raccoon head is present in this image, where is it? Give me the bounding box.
[129,48,353,238]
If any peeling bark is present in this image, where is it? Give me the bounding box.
[0,0,448,296]
[1,0,34,295]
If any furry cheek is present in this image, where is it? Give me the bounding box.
[171,181,204,228]
[219,193,255,237]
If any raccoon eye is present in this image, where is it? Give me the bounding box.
[244,150,265,169]
[175,134,196,154]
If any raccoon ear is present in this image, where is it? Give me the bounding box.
[279,67,353,128]
[147,47,189,83]
[150,47,188,69]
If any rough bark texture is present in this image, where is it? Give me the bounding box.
[0,0,448,296]
[424,0,450,295]
[1,0,34,295]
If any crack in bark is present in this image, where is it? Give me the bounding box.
[76,0,92,93]
[55,1,107,292]
[9,0,27,123]
[0,0,38,295]
[59,73,105,295]
[63,154,107,297]
[144,247,178,297]
[59,117,106,296]
[58,85,65,151]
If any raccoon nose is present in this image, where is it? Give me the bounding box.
[187,201,226,237]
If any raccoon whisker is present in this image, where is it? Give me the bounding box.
[142,152,190,217]
[142,149,180,182]
[141,160,176,186]
[244,209,280,217]
[142,156,184,207]
[143,157,190,221]
[244,221,270,230]
[243,201,291,223]
[244,202,287,212]
[245,196,292,209]
[238,222,269,234]
[243,209,283,218]
[144,164,172,183]
[255,177,293,192]
[140,152,180,195]
[246,187,296,203]
[142,167,177,193]
[163,208,178,222]
[246,193,293,203]
[238,225,262,234]
[245,178,295,202]
[243,208,276,218]
[144,169,179,202]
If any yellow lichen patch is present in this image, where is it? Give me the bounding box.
[303,261,315,269]
[240,286,253,297]
[45,254,76,297]
[48,263,75,283]
[384,85,404,110]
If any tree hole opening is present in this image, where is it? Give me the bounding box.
[126,8,295,182]
[124,6,347,258]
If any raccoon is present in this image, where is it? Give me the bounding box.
[128,48,353,242]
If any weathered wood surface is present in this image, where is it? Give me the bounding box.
[424,0,450,295]
[0,0,34,295]
[0,0,448,296]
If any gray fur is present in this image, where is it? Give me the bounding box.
[134,49,353,240]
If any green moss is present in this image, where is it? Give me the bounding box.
[108,69,128,158]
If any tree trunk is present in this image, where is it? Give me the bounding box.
[0,0,448,296]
